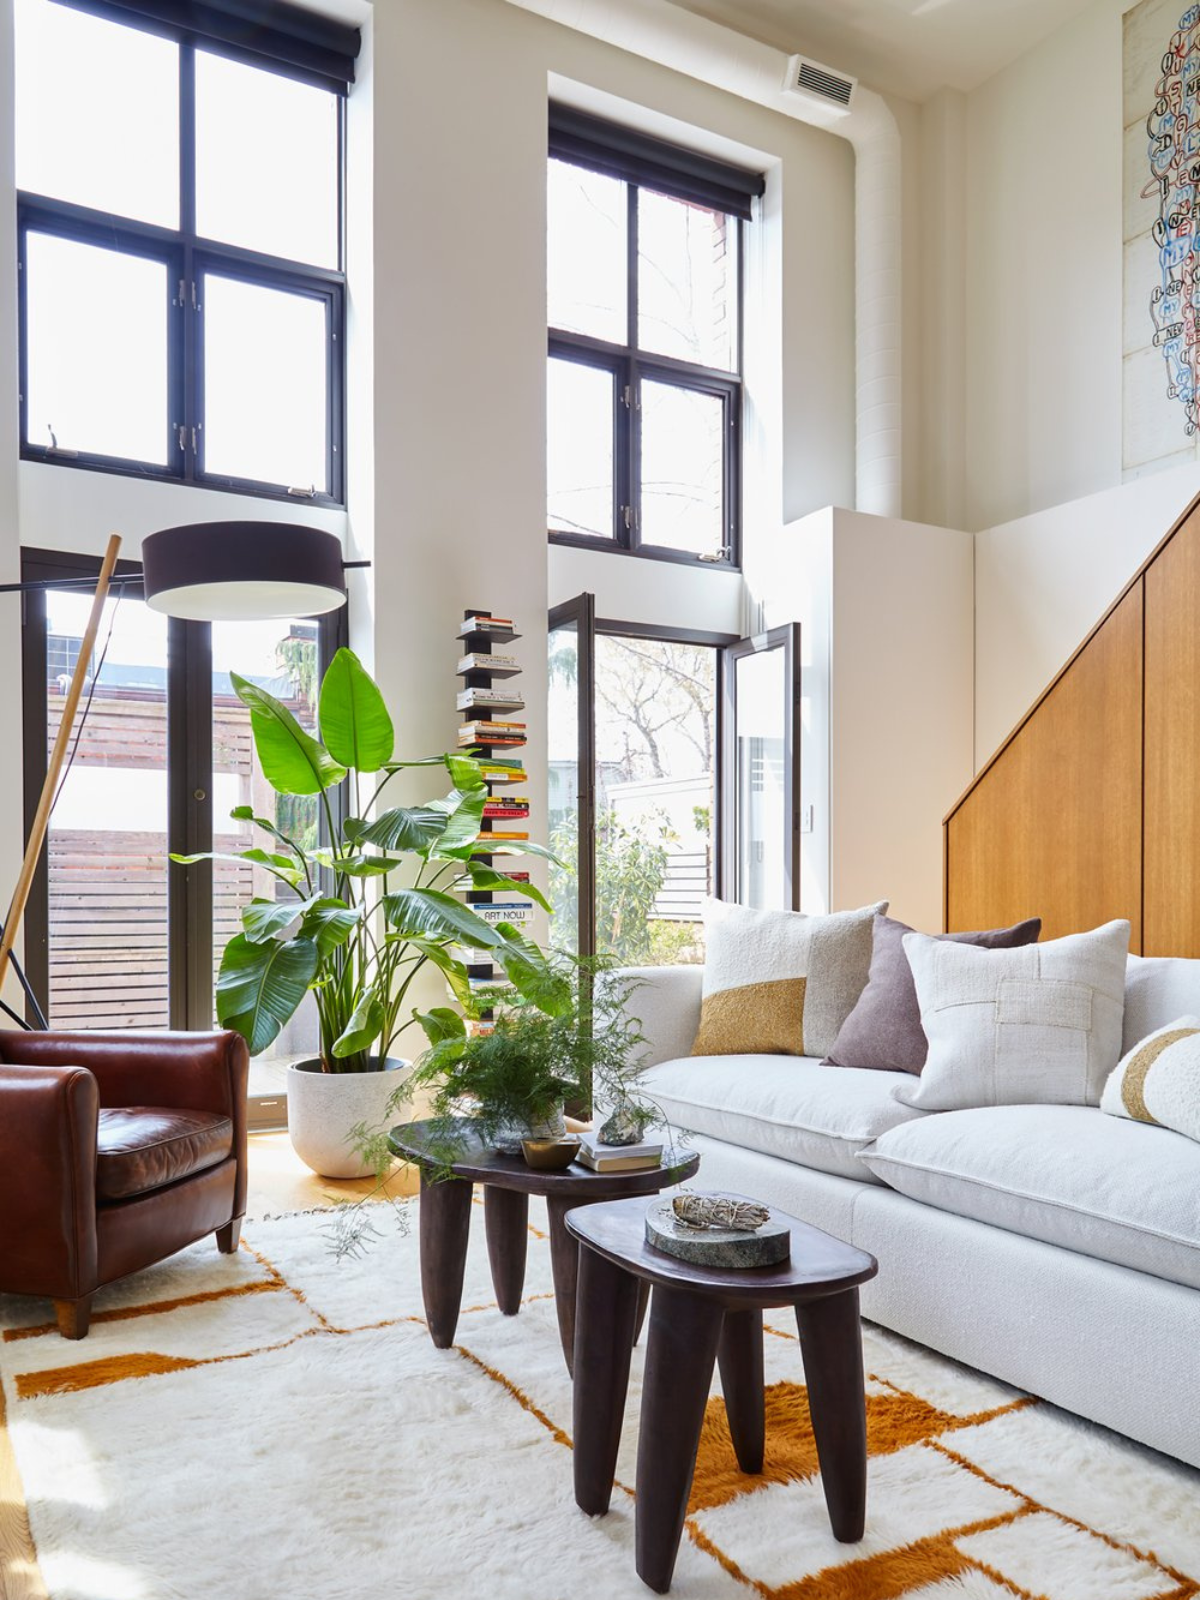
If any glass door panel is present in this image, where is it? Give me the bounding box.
[212,618,322,1103]
[721,625,801,911]
[44,588,170,1027]
[548,594,595,958]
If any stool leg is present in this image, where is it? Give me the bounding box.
[419,1172,472,1349]
[717,1308,764,1474]
[572,1247,641,1516]
[636,1286,724,1595]
[545,1195,583,1374]
[796,1287,867,1543]
[484,1187,528,1315]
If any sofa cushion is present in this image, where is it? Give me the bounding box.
[641,1054,925,1183]
[861,1104,1200,1291]
[824,914,1042,1074]
[1101,1016,1200,1142]
[1123,954,1200,1052]
[691,897,886,1059]
[897,920,1130,1111]
[96,1107,234,1202]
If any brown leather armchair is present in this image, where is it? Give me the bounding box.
[0,1029,249,1338]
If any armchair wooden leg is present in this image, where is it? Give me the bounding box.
[216,1217,243,1254]
[54,1296,92,1340]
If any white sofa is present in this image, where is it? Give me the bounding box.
[624,956,1200,1468]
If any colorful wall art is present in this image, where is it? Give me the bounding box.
[1124,0,1200,476]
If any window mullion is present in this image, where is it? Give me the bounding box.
[625,182,639,550]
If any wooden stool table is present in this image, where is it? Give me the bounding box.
[387,1121,700,1372]
[567,1195,878,1595]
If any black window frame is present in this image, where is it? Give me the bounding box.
[548,114,758,573]
[16,4,347,506]
[20,545,348,1036]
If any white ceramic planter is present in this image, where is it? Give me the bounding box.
[287,1057,410,1179]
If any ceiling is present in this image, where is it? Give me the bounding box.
[661,0,1098,103]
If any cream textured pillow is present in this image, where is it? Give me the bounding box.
[896,919,1130,1111]
[1101,1017,1200,1142]
[691,897,887,1058]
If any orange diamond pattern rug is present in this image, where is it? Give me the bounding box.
[1,1196,1198,1600]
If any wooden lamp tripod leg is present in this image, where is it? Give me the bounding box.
[0,534,122,1002]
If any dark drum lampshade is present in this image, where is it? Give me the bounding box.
[141,522,347,621]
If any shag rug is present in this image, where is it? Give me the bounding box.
[2,1196,1199,1600]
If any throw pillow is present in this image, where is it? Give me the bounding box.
[895,919,1130,1111]
[691,896,887,1059]
[1101,1017,1200,1142]
[823,914,1042,1074]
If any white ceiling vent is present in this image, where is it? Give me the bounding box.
[783,55,857,116]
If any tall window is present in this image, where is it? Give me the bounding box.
[547,106,763,568]
[15,0,358,502]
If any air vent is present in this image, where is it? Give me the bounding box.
[783,55,856,115]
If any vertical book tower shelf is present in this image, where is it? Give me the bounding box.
[456,610,531,1032]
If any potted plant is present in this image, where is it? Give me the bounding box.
[175,647,567,1178]
[380,958,656,1177]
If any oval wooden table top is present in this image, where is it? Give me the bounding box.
[566,1192,878,1306]
[387,1119,700,1197]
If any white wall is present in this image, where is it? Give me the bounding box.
[963,0,1126,533]
[762,508,974,931]
[974,460,1200,764]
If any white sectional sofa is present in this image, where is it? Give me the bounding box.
[625,957,1200,1468]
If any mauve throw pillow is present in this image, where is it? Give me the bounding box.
[822,914,1042,1074]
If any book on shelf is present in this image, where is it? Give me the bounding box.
[457,652,520,674]
[457,687,526,712]
[577,1130,663,1163]
[481,767,528,785]
[576,1146,663,1174]
[477,830,529,841]
[466,1020,496,1038]
[459,719,526,741]
[460,737,526,751]
[460,613,513,630]
[483,800,530,819]
[470,902,534,926]
[467,975,513,994]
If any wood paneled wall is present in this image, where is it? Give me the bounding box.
[945,493,1200,955]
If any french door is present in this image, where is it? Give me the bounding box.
[549,595,800,958]
[21,548,345,1122]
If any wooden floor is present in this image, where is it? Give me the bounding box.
[0,1136,415,1600]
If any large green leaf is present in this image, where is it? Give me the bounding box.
[300,898,361,957]
[232,672,347,796]
[469,838,563,866]
[425,788,487,861]
[465,862,551,913]
[414,1006,467,1046]
[309,848,408,878]
[242,895,318,943]
[443,753,487,794]
[228,805,304,858]
[491,925,572,1016]
[383,888,502,949]
[332,991,386,1058]
[171,848,304,889]
[412,940,473,1006]
[318,648,395,772]
[357,805,447,853]
[217,934,319,1055]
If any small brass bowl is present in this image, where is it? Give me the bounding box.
[521,1136,581,1171]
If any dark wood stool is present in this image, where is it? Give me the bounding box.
[387,1121,700,1372]
[567,1195,878,1594]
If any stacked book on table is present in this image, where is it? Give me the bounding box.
[576,1130,664,1173]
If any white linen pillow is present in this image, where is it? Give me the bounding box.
[1101,1016,1200,1142]
[691,897,887,1058]
[895,919,1130,1111]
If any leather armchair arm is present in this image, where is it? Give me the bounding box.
[0,1063,98,1300]
[0,1030,248,1116]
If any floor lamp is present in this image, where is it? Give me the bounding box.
[0,521,358,1032]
